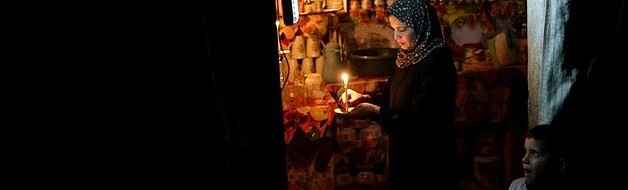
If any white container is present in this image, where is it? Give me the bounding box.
[305,73,326,101]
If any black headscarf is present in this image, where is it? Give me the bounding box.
[387,0,447,68]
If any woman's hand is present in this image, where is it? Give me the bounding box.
[341,89,372,107]
[349,102,380,119]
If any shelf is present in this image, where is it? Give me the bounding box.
[299,9,344,16]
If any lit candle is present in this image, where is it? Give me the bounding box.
[275,20,281,51]
[341,73,349,113]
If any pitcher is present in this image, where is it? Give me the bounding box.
[306,36,325,58]
[289,35,306,59]
[322,42,345,83]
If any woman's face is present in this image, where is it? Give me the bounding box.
[389,15,416,50]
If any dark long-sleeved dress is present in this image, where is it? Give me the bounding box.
[380,46,459,189]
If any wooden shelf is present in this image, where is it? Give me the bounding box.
[299,9,344,16]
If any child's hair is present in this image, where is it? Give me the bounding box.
[526,124,566,158]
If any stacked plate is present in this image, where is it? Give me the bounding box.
[326,0,343,10]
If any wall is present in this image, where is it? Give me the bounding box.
[527,0,575,127]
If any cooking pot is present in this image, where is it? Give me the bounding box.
[350,48,398,77]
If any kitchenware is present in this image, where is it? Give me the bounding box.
[306,36,325,58]
[286,54,299,83]
[315,56,325,73]
[305,73,326,101]
[289,35,306,59]
[386,0,396,8]
[374,0,385,7]
[322,42,346,83]
[326,0,344,10]
[310,0,323,12]
[293,79,311,114]
[361,0,373,10]
[350,0,360,10]
[350,48,398,77]
[301,58,315,75]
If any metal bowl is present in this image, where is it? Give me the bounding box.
[350,48,398,77]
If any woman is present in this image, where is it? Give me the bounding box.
[343,0,458,189]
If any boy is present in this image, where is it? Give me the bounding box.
[509,124,567,190]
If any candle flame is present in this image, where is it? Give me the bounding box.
[341,73,349,113]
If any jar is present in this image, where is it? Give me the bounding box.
[305,73,326,102]
[386,0,396,8]
[350,0,360,11]
[361,0,373,10]
[374,0,385,7]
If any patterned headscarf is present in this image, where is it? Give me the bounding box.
[387,0,447,68]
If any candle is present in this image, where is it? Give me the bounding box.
[341,73,349,113]
[275,20,281,51]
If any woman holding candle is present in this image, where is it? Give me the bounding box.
[342,0,458,189]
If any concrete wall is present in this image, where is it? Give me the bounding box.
[527,0,576,128]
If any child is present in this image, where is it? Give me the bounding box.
[509,124,567,190]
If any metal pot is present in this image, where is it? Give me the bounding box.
[350,48,398,77]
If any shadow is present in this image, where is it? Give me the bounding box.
[552,0,626,189]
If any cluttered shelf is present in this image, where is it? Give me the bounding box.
[453,62,528,189]
[299,9,345,16]
[281,62,527,189]
[283,76,389,189]
[455,62,527,127]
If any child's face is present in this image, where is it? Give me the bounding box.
[522,138,556,187]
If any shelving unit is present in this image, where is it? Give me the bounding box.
[299,9,345,16]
